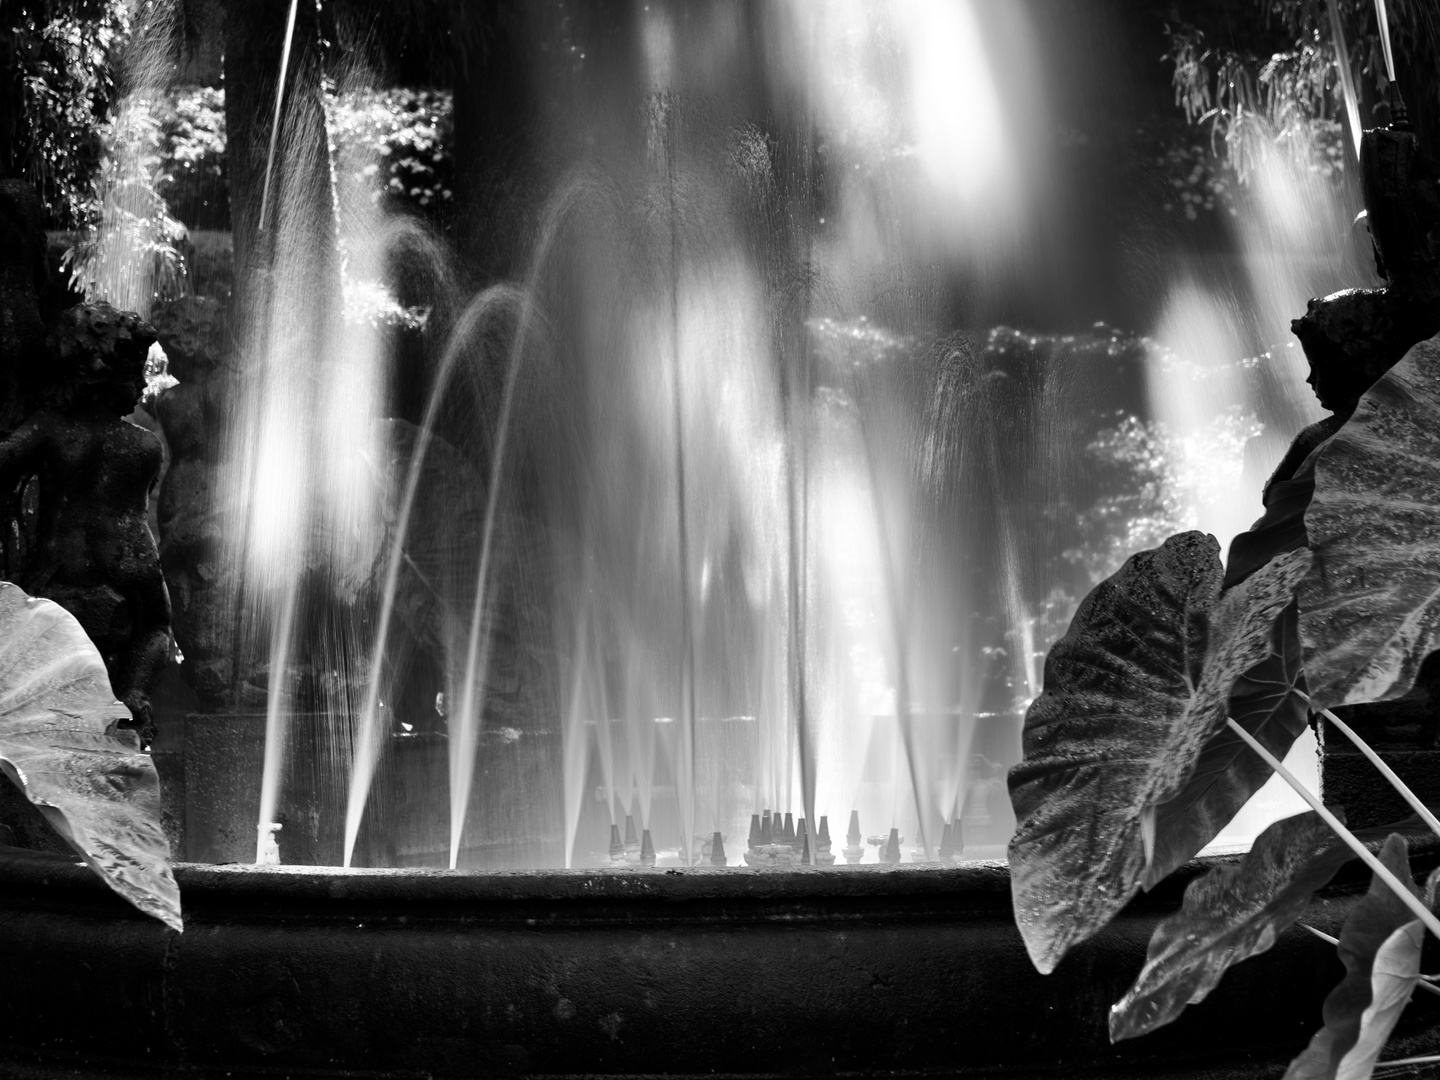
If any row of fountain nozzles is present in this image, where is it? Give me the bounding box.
[744,810,838,866]
[606,816,734,867]
[607,816,657,866]
[866,818,965,863]
[603,809,964,868]
[848,812,965,864]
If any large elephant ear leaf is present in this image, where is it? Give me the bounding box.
[1284,834,1423,1080]
[1112,811,1398,1042]
[1299,334,1440,710]
[0,583,181,931]
[1008,532,1223,974]
[1142,549,1314,888]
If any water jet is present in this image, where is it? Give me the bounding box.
[6,1,1437,1075]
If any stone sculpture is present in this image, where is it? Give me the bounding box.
[149,296,243,710]
[0,297,171,746]
[0,181,172,746]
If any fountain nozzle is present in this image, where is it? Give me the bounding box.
[813,815,836,865]
[608,823,624,859]
[937,819,958,861]
[640,828,656,867]
[710,831,727,866]
[258,821,283,866]
[881,827,902,865]
[842,810,864,863]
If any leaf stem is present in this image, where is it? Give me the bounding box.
[1226,718,1440,942]
[1375,1054,1440,1070]
[1299,922,1339,946]
[1300,693,1440,841]
[1299,924,1440,996]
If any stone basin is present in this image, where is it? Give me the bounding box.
[4,842,1440,1078]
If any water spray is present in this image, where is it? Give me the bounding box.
[259,0,302,230]
[1326,0,1363,157]
[254,583,299,862]
[1373,0,1396,88]
[341,288,524,868]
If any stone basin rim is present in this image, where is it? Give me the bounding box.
[0,842,1395,911]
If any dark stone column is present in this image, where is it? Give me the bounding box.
[1320,660,1440,829]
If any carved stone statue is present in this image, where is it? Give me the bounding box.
[0,302,171,745]
[148,296,243,710]
[0,182,172,747]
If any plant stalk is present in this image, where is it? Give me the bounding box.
[1299,924,1440,996]
[1374,1054,1440,1070]
[1227,718,1440,942]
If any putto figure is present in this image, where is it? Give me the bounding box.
[0,297,171,746]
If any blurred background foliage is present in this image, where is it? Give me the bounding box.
[1,0,1435,299]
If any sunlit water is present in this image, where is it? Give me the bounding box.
[89,1,1370,869]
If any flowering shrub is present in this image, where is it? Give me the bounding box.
[326,87,454,213]
[152,85,454,230]
[7,0,128,228]
[63,98,189,317]
[155,85,226,229]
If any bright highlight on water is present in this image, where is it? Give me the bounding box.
[86,0,1397,870]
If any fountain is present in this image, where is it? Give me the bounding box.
[2,0,1439,1075]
